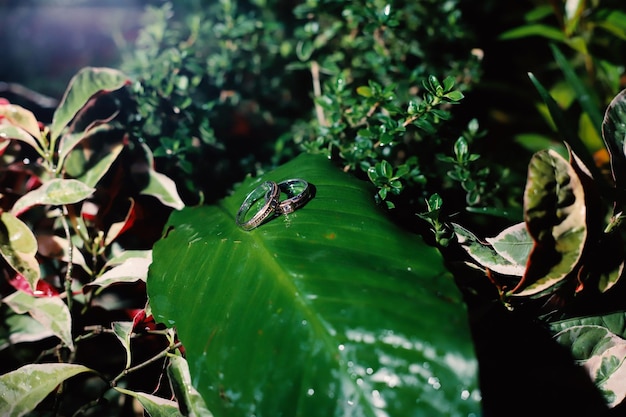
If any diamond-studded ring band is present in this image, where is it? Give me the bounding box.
[277,179,312,214]
[236,181,280,231]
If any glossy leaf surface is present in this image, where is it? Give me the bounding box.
[114,387,181,417]
[550,311,626,407]
[0,363,92,417]
[167,355,214,417]
[602,88,626,189]
[453,223,525,277]
[148,154,480,417]
[514,149,587,297]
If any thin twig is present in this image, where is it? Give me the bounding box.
[311,61,328,127]
[110,341,183,387]
[60,206,74,311]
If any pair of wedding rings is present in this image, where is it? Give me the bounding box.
[236,179,312,231]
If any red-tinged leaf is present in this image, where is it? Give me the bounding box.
[36,234,91,275]
[7,275,59,297]
[0,104,42,141]
[511,149,587,297]
[602,88,626,189]
[105,198,136,245]
[0,125,43,154]
[57,124,117,170]
[50,67,129,144]
[129,309,157,333]
[0,212,40,291]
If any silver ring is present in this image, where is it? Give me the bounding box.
[236,181,280,231]
[276,179,312,214]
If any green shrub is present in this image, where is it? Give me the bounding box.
[120,0,506,217]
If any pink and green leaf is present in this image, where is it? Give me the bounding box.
[0,212,40,291]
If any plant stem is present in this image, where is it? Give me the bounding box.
[110,341,182,387]
[61,206,74,311]
[311,61,327,127]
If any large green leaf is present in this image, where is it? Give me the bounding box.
[148,153,480,417]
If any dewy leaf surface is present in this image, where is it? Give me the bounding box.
[148,153,480,417]
[0,363,92,417]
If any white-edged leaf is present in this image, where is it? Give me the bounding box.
[0,104,42,141]
[167,355,214,417]
[0,308,55,350]
[3,291,74,350]
[112,321,133,369]
[12,179,95,216]
[144,169,185,210]
[485,222,532,267]
[104,249,152,269]
[553,324,626,407]
[137,143,184,210]
[0,363,92,417]
[77,142,124,188]
[114,387,182,417]
[452,223,526,276]
[0,125,42,153]
[36,234,92,275]
[86,256,152,295]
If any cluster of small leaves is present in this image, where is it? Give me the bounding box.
[119,0,304,204]
[0,68,207,416]
[120,0,489,213]
[417,193,453,247]
[285,0,490,210]
[438,118,493,206]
